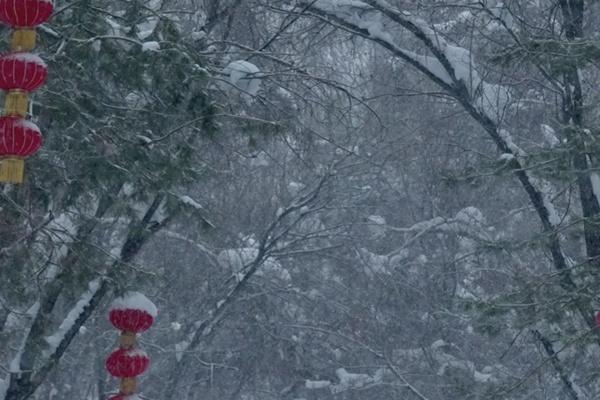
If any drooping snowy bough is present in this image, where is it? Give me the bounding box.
[299,0,596,333]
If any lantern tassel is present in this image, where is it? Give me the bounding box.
[0,157,24,183]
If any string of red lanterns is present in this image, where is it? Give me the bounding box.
[106,292,157,399]
[0,0,52,183]
[0,1,160,396]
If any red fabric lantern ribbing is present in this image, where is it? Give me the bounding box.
[0,0,53,27]
[106,293,156,398]
[0,116,41,157]
[106,349,150,378]
[0,53,47,92]
[109,309,154,334]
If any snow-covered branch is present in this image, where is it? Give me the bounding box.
[299,0,578,307]
[163,174,331,399]
[306,367,386,393]
[43,279,103,358]
[1,191,180,400]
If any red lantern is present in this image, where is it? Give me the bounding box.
[0,52,47,92]
[595,310,600,327]
[0,116,41,156]
[0,0,53,28]
[109,292,157,333]
[106,349,150,378]
[106,293,156,398]
[109,309,154,334]
[0,116,42,183]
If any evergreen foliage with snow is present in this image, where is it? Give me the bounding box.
[2,1,600,400]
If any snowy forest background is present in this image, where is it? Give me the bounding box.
[3,0,600,399]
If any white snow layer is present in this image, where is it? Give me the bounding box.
[367,215,386,225]
[44,279,101,356]
[175,341,188,361]
[306,368,385,393]
[498,129,562,226]
[217,248,290,281]
[367,214,387,238]
[171,322,182,331]
[313,0,510,120]
[392,339,496,384]
[305,380,331,389]
[179,195,204,210]
[137,17,159,40]
[47,211,78,264]
[142,41,160,52]
[498,153,514,162]
[223,60,261,95]
[124,348,148,357]
[591,173,600,209]
[146,0,161,11]
[2,53,47,67]
[360,248,391,277]
[336,368,374,388]
[110,291,158,318]
[538,178,561,226]
[288,181,305,196]
[454,206,485,226]
[540,124,560,147]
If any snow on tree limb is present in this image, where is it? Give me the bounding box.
[162,174,331,400]
[2,191,179,400]
[300,0,569,262]
[302,0,454,89]
[306,0,510,120]
[305,368,386,393]
[43,279,102,358]
[298,1,595,336]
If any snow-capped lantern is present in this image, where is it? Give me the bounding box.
[0,116,41,183]
[106,348,150,378]
[109,292,157,334]
[0,0,53,27]
[0,53,48,117]
[0,53,48,91]
[0,0,53,50]
[0,0,51,185]
[106,292,156,398]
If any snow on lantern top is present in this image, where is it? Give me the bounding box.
[0,0,53,28]
[110,292,158,317]
[109,292,157,333]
